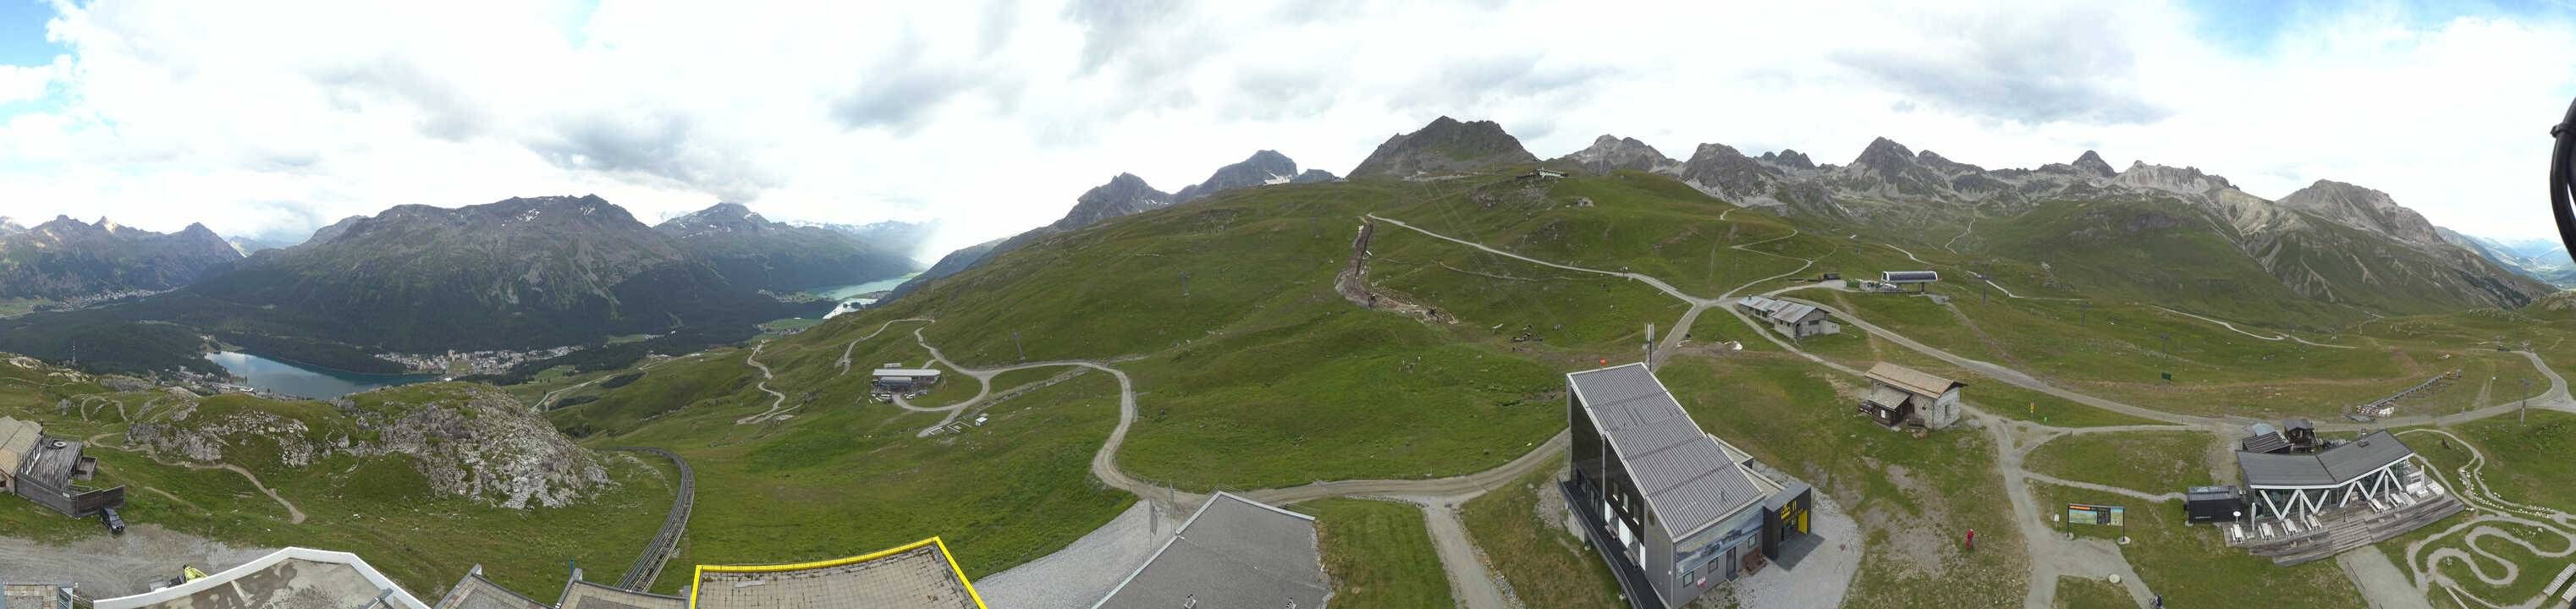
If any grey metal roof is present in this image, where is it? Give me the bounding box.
[433,569,548,609]
[2240,432,2292,454]
[554,579,684,609]
[2237,431,2414,487]
[1092,492,1328,609]
[1766,303,1823,325]
[1568,364,1767,540]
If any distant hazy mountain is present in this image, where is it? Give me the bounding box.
[796,219,940,261]
[0,217,23,236]
[0,216,242,299]
[2441,229,2576,288]
[655,202,919,292]
[227,236,292,255]
[1349,116,1538,179]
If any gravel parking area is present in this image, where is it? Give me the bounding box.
[974,501,1181,609]
[0,525,272,598]
[1726,479,1863,609]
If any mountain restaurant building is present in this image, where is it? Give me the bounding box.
[1858,363,1964,431]
[1564,363,1814,609]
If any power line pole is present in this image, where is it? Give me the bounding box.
[2523,377,2532,424]
[1014,332,1026,363]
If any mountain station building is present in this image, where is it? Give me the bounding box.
[872,368,944,393]
[1858,363,1964,431]
[1734,296,1841,340]
[1564,363,1815,609]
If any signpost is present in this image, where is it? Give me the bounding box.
[2067,503,2127,538]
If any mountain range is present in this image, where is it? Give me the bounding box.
[1531,131,2550,315]
[0,216,242,300]
[0,196,915,374]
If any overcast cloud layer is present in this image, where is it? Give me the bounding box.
[1,0,2572,258]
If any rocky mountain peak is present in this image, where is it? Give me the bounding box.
[1174,150,1314,202]
[656,202,776,236]
[1759,150,1817,171]
[1913,150,1985,175]
[2072,151,2116,178]
[2112,161,2235,195]
[2276,179,2442,247]
[1348,116,1538,179]
[1849,137,1918,175]
[1052,173,1174,232]
[1556,134,1677,174]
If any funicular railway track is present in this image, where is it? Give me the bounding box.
[612,447,695,591]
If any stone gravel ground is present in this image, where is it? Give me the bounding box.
[0,524,272,599]
[1723,478,1863,609]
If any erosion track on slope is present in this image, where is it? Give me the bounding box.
[2151,306,2356,349]
[609,447,693,592]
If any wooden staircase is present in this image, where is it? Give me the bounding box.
[2237,492,2463,566]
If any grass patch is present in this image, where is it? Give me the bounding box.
[1296,498,1454,609]
[1460,455,1626,609]
[2024,430,2220,495]
[2055,575,2133,609]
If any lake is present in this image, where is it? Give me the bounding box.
[807,272,922,302]
[203,351,442,400]
[808,272,922,319]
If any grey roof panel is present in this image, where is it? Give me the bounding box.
[2237,431,2414,487]
[1093,492,1327,609]
[1568,364,1767,540]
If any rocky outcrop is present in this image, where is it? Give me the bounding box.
[1348,116,1539,179]
[126,385,611,509]
[1555,134,1679,174]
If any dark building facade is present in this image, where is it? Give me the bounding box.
[1564,364,1813,609]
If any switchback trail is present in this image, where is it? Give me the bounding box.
[837,317,937,376]
[732,343,795,425]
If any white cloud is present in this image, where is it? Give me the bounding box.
[0,0,2570,260]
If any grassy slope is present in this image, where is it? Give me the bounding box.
[2054,576,2133,609]
[1295,498,1454,609]
[2023,431,2220,495]
[1459,455,1627,609]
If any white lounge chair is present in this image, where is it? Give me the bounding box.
[2260,523,2277,539]
[2227,524,2244,542]
[2284,519,2303,534]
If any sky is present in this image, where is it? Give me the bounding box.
[1,0,2573,259]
